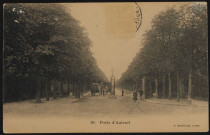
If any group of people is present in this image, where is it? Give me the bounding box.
[133,89,143,102]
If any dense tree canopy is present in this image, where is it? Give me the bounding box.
[119,3,208,100]
[4,3,108,102]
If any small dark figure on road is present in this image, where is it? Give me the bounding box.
[139,90,143,100]
[122,89,124,96]
[133,90,137,102]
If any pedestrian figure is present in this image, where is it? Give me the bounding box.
[139,89,143,100]
[133,90,137,102]
[122,89,124,96]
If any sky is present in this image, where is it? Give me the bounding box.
[64,2,193,80]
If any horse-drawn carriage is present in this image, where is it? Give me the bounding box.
[91,83,100,96]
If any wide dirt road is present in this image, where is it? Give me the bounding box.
[3,88,208,133]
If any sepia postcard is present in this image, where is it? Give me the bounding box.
[3,2,208,133]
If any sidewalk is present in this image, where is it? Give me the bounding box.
[144,98,208,107]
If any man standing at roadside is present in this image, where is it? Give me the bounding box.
[133,90,137,102]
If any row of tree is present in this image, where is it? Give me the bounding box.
[4,3,108,102]
[119,3,208,100]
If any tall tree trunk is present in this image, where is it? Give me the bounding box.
[78,83,81,99]
[155,79,158,98]
[73,83,75,96]
[168,73,172,99]
[36,78,41,103]
[60,81,63,98]
[45,79,50,101]
[177,71,180,101]
[3,81,6,103]
[179,78,182,100]
[67,82,70,96]
[76,83,80,99]
[149,77,152,98]
[187,69,192,102]
[139,79,142,92]
[162,75,166,98]
[42,81,45,98]
[53,80,56,99]
[142,76,146,99]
